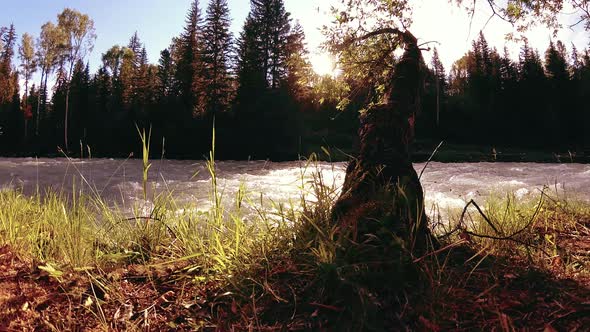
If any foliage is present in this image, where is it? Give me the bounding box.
[175,0,206,118]
[440,32,590,148]
[0,24,18,106]
[202,0,234,116]
[56,8,96,151]
[455,0,590,34]
[1,1,590,159]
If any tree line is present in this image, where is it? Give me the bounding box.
[0,0,335,160]
[1,1,589,160]
[419,32,590,149]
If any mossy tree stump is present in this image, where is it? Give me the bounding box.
[331,29,431,252]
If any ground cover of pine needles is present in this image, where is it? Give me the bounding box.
[1,163,589,331]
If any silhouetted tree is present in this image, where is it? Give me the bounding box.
[0,24,17,106]
[202,0,234,118]
[18,33,36,140]
[285,22,313,102]
[57,8,96,150]
[233,0,298,159]
[175,0,206,119]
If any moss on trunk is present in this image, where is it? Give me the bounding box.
[332,30,432,251]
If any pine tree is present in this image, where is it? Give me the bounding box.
[0,24,17,106]
[253,0,291,88]
[233,0,298,158]
[133,47,151,123]
[285,22,313,102]
[236,0,293,101]
[202,0,233,117]
[570,44,582,79]
[68,60,91,145]
[94,66,112,114]
[0,24,21,151]
[519,40,545,81]
[545,40,569,81]
[2,72,23,150]
[127,33,150,119]
[478,32,493,76]
[499,46,518,87]
[235,15,266,108]
[175,0,206,118]
[545,40,573,146]
[128,32,143,69]
[518,40,548,145]
[157,49,175,100]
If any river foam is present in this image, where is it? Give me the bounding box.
[1,158,588,221]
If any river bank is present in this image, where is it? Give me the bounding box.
[2,158,590,225]
[412,142,590,163]
[2,142,590,163]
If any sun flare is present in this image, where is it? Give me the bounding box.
[310,52,338,76]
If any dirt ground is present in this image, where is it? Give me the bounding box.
[1,237,590,331]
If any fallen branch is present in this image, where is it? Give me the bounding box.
[413,239,467,263]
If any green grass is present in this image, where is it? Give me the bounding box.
[441,188,590,268]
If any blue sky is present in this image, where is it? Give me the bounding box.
[1,0,329,72]
[2,0,588,79]
[3,0,247,70]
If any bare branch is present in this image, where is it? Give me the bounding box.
[336,27,404,51]
[485,0,514,24]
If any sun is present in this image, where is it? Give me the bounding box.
[310,52,338,77]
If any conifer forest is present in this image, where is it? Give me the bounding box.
[1,0,589,161]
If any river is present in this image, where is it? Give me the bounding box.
[1,158,589,219]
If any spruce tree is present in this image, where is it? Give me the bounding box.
[252,0,291,88]
[202,0,233,117]
[175,0,206,118]
[545,40,569,81]
[0,24,17,106]
[545,40,572,145]
[285,22,313,102]
[157,49,175,100]
[128,32,143,69]
[235,15,265,108]
[518,40,547,145]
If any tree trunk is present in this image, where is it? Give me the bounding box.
[64,60,76,152]
[35,68,45,137]
[65,87,70,151]
[331,29,432,251]
[24,78,28,140]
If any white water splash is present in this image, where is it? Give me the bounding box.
[1,158,589,221]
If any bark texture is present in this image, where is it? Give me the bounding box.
[332,30,431,251]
